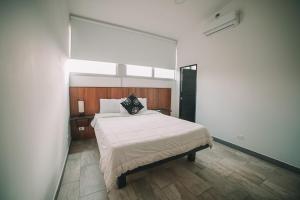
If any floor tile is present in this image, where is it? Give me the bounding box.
[80,164,106,197]
[81,149,100,167]
[62,158,81,184]
[68,152,82,160]
[57,181,80,200]
[80,191,108,200]
[59,139,300,200]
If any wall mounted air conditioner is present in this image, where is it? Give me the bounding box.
[203,11,240,36]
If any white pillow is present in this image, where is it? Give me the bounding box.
[120,98,147,113]
[139,98,148,111]
[100,99,121,113]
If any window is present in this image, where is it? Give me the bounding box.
[154,68,175,79]
[190,65,197,70]
[66,59,117,75]
[126,65,152,77]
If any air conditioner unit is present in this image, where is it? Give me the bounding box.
[203,11,240,36]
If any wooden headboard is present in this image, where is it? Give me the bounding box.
[69,87,171,117]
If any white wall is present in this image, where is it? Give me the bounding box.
[177,0,300,168]
[0,0,70,199]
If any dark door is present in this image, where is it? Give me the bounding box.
[179,65,197,122]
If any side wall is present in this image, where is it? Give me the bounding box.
[0,0,70,199]
[177,0,300,168]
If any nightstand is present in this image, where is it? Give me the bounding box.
[153,108,171,116]
[70,115,95,140]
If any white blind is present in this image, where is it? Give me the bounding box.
[70,16,177,69]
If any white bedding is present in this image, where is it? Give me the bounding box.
[91,110,213,191]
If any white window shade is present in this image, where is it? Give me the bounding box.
[70,16,176,69]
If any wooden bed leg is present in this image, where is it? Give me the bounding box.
[187,152,196,162]
[117,174,126,189]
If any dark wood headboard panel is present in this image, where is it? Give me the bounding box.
[69,87,171,117]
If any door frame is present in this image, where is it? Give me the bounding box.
[179,64,198,121]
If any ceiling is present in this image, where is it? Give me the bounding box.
[67,0,232,40]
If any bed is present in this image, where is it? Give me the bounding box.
[91,110,213,191]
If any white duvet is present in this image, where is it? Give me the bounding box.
[91,110,213,191]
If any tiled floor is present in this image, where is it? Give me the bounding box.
[57,139,300,200]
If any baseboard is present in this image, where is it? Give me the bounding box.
[213,137,300,174]
[53,144,70,200]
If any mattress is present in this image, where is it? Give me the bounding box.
[91,110,213,191]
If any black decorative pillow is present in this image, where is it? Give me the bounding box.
[121,94,144,115]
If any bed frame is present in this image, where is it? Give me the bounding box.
[117,144,210,188]
[69,87,208,188]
